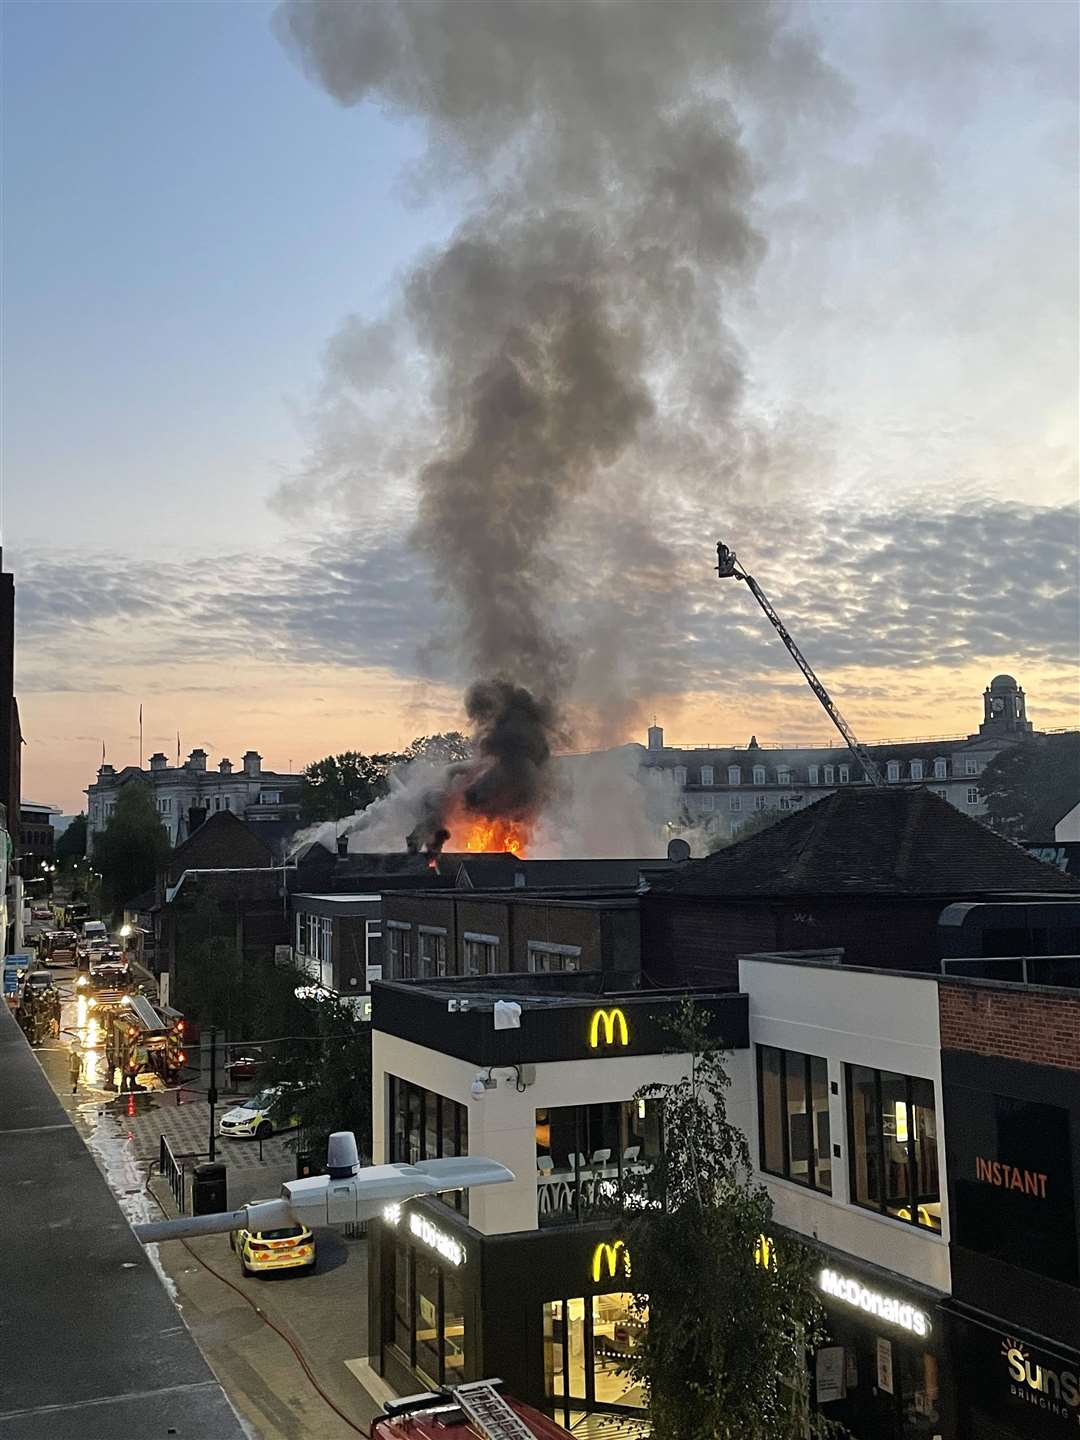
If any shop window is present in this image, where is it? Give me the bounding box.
[442,1267,466,1382]
[847,1066,940,1231]
[528,942,580,973]
[389,1077,469,1216]
[418,928,447,978]
[756,1046,831,1194]
[394,1241,412,1360]
[414,1253,441,1384]
[464,934,498,976]
[536,1099,663,1225]
[544,1294,647,1425]
[387,923,413,979]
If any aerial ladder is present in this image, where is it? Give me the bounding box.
[715,539,884,787]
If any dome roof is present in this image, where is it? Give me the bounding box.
[990,673,1018,690]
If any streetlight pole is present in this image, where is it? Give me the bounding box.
[208,1027,217,1163]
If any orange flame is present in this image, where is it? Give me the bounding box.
[443,797,530,856]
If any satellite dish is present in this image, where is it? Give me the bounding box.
[667,838,692,863]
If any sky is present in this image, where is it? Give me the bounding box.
[2,0,1077,814]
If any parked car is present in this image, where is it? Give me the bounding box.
[229,1219,315,1275]
[225,1048,265,1083]
[31,905,53,923]
[218,1087,300,1141]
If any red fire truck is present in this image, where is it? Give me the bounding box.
[372,1381,574,1440]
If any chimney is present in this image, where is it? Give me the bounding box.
[148,752,168,772]
[97,763,116,778]
[242,750,262,778]
[336,833,349,857]
[218,758,233,774]
[187,805,208,834]
[187,748,207,772]
[647,724,664,752]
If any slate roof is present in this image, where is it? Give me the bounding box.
[650,786,1080,898]
[165,809,274,881]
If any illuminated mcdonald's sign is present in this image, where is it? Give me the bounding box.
[588,1007,630,1049]
[591,1239,631,1282]
[754,1234,777,1271]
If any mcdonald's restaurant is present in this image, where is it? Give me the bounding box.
[367,974,750,1425]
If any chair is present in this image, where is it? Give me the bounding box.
[622,1145,641,1163]
[590,1147,612,1166]
[536,1154,554,1175]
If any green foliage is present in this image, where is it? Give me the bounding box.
[93,782,170,920]
[272,1005,372,1160]
[299,734,474,824]
[55,813,87,862]
[980,734,1080,840]
[300,752,398,823]
[624,1001,844,1440]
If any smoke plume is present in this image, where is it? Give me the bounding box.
[276,0,840,850]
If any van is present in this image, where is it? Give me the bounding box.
[82,920,108,942]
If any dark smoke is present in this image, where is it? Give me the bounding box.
[406,679,557,856]
[275,1,842,845]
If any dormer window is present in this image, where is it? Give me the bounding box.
[673,766,687,788]
[728,765,740,785]
[823,765,834,784]
[934,758,948,780]
[700,766,714,786]
[887,761,900,783]
[808,765,819,784]
[910,760,923,781]
[777,767,792,785]
[753,765,766,786]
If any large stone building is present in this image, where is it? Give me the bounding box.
[645,673,1057,842]
[86,747,304,856]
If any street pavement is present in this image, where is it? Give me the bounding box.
[30,965,384,1440]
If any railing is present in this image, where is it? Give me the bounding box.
[941,955,1080,990]
[537,1156,653,1226]
[160,1133,186,1214]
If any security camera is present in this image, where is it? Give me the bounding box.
[470,1075,488,1099]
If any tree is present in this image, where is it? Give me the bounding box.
[405,731,473,765]
[55,813,87,862]
[93,782,170,920]
[979,734,1080,840]
[623,1001,843,1440]
[274,1006,373,1160]
[299,752,398,823]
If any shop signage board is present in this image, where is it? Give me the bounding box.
[876,1337,894,1395]
[815,1346,846,1403]
[950,1313,1080,1438]
[382,1203,468,1267]
[818,1267,932,1338]
[587,1007,629,1049]
[947,1087,1078,1284]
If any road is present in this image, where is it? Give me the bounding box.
[29,961,386,1440]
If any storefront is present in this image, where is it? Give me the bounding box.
[945,1307,1080,1439]
[369,1201,646,1424]
[801,1242,952,1440]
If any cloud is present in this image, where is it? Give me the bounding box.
[12,495,1076,736]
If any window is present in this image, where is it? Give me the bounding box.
[754,794,767,811]
[672,766,687,788]
[933,787,948,799]
[838,765,849,784]
[418,928,448,978]
[847,1065,940,1231]
[966,786,979,806]
[934,758,948,779]
[389,1076,468,1216]
[260,790,281,805]
[823,765,834,784]
[544,1293,648,1424]
[887,760,900,783]
[223,797,231,810]
[753,765,766,785]
[387,922,413,979]
[779,796,793,811]
[700,766,714,786]
[528,942,580,973]
[729,795,741,813]
[728,765,741,785]
[965,757,979,776]
[698,793,715,811]
[105,802,117,819]
[777,767,791,785]
[808,765,819,785]
[910,759,924,781]
[464,933,498,976]
[757,1047,831,1194]
[158,797,173,813]
[536,1098,663,1225]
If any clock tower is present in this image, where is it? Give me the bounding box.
[978,674,1033,738]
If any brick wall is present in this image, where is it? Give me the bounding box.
[940,982,1080,1071]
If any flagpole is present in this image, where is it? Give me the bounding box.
[139,705,144,770]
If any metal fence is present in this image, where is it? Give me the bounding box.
[160,1133,186,1214]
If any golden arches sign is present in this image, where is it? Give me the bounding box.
[588,1007,629,1049]
[591,1240,631,1283]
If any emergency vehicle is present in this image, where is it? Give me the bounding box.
[372,1380,574,1440]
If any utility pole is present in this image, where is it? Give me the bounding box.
[208,1027,217,1162]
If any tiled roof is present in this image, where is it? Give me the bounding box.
[651,786,1080,897]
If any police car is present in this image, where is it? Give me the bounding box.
[217,1086,300,1141]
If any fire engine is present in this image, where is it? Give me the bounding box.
[372,1380,574,1440]
[98,992,186,1087]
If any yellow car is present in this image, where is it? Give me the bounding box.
[230,1220,316,1275]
